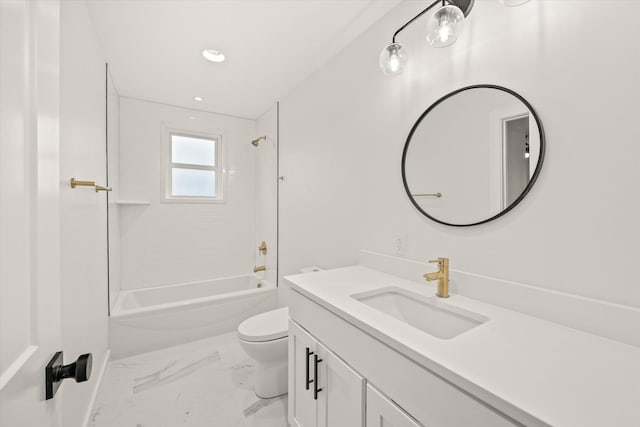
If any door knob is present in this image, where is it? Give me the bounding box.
[45,351,93,400]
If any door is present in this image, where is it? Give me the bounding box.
[317,342,365,427]
[503,115,530,206]
[0,1,63,426]
[288,321,318,427]
[366,384,422,427]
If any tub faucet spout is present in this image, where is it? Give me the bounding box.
[253,265,266,273]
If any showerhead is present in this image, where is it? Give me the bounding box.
[251,136,267,147]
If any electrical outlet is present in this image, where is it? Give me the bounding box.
[393,233,407,256]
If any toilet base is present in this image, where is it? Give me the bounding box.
[254,360,288,398]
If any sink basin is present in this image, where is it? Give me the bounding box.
[351,287,488,339]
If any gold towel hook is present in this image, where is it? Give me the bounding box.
[70,178,112,193]
[70,178,95,188]
[95,185,112,192]
[411,192,442,198]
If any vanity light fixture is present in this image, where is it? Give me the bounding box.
[379,0,474,75]
[379,0,528,75]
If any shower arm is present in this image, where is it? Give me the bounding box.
[251,136,267,147]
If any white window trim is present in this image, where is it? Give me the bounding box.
[161,126,226,203]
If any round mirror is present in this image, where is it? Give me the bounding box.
[402,85,545,227]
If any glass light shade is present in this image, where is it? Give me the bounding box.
[426,5,465,48]
[378,43,408,76]
[499,0,530,6]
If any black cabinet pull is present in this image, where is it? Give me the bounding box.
[313,354,323,400]
[305,347,314,390]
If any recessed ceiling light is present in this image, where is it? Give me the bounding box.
[202,49,225,63]
[194,96,204,102]
[189,116,196,120]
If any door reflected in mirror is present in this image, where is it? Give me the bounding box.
[402,85,545,227]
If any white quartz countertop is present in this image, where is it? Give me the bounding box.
[285,265,640,427]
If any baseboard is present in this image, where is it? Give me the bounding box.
[82,349,110,427]
[359,250,640,348]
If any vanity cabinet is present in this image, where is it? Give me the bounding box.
[289,289,523,427]
[288,320,365,427]
[366,384,421,427]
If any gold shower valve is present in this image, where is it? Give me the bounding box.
[258,241,267,255]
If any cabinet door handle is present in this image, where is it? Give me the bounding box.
[313,354,323,400]
[305,347,314,390]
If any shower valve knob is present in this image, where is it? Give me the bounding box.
[45,351,93,400]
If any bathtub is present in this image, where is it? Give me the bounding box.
[110,274,278,359]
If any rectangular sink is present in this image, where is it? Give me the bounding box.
[351,287,488,339]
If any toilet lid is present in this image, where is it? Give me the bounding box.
[238,307,289,342]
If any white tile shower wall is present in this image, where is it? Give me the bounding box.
[254,104,279,288]
[118,98,256,290]
[60,1,110,425]
[279,1,640,315]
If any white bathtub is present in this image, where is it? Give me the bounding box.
[110,274,278,359]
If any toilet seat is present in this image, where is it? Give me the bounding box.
[238,307,288,342]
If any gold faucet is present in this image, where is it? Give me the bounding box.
[423,257,449,298]
[253,265,266,273]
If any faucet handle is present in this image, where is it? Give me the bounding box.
[428,257,449,267]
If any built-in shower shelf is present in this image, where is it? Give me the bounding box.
[115,200,151,206]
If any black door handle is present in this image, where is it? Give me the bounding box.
[305,347,314,390]
[45,351,93,400]
[313,354,323,400]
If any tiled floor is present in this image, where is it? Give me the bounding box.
[89,332,289,427]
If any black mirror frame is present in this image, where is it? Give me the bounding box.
[401,84,546,227]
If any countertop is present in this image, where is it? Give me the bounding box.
[285,265,640,427]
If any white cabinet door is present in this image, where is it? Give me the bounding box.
[0,1,63,426]
[289,321,318,427]
[367,384,422,427]
[317,342,365,427]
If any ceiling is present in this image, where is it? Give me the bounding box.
[87,0,401,119]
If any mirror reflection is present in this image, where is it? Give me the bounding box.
[402,85,544,226]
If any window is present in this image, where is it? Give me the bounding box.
[165,132,223,201]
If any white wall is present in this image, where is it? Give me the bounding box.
[118,98,256,289]
[279,0,640,310]
[254,104,279,286]
[60,1,109,425]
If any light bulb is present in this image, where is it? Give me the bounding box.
[438,20,452,43]
[426,5,465,48]
[378,43,408,76]
[389,53,400,73]
[202,49,225,63]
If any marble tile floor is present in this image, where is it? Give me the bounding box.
[89,332,289,427]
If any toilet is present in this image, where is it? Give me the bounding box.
[238,306,289,398]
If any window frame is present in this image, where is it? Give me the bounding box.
[162,127,225,203]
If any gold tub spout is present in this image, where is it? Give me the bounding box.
[253,265,266,273]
